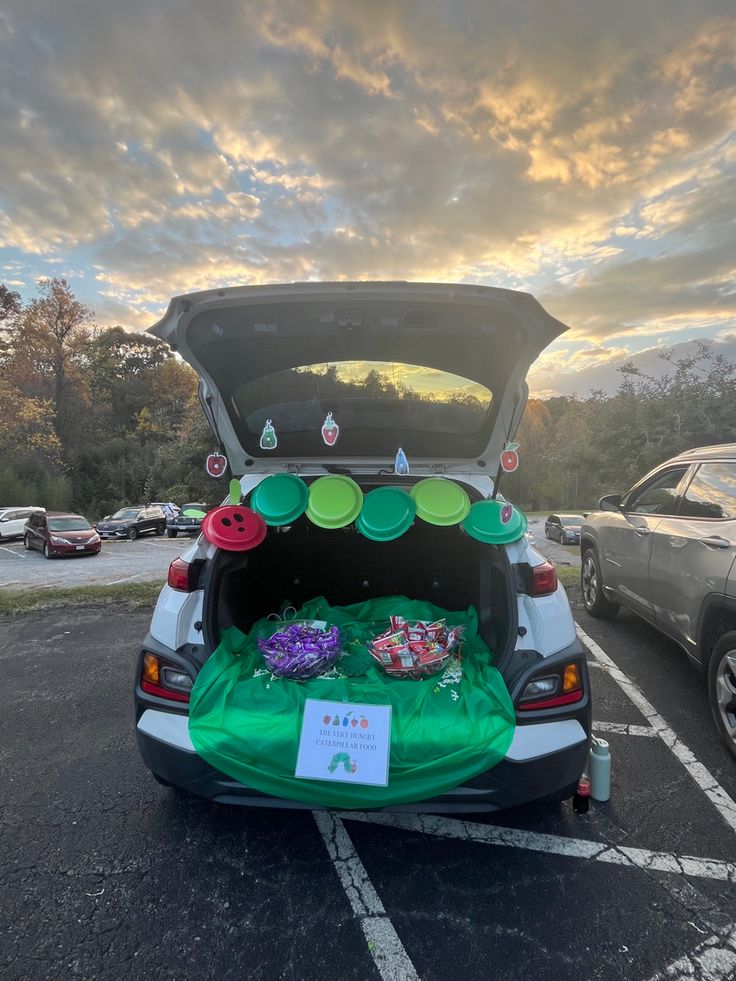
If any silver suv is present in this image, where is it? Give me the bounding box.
[581,445,736,757]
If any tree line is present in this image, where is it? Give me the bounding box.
[1,279,213,520]
[2,278,734,519]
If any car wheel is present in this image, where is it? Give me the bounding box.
[155,522,166,536]
[127,526,139,541]
[43,542,53,560]
[167,529,178,538]
[23,534,31,551]
[581,547,619,619]
[708,632,736,760]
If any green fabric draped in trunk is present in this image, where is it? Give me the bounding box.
[188,596,516,808]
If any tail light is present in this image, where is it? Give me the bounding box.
[168,557,197,592]
[530,561,558,596]
[140,651,192,702]
[518,660,584,711]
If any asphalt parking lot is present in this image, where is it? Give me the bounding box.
[2,595,735,981]
[0,534,185,590]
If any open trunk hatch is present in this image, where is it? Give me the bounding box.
[149,282,567,476]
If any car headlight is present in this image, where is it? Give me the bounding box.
[50,535,70,545]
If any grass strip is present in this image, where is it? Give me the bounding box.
[0,581,163,616]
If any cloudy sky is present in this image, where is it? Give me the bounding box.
[1,0,735,395]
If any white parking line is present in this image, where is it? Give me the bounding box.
[314,812,419,981]
[645,922,736,980]
[0,545,25,558]
[577,624,736,836]
[593,720,659,738]
[341,812,736,882]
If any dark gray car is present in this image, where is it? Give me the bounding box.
[581,444,736,758]
[545,514,584,545]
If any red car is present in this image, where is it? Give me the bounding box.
[24,511,102,558]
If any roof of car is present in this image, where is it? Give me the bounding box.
[673,444,736,462]
[46,511,87,518]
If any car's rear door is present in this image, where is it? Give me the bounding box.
[649,461,736,660]
[600,464,691,622]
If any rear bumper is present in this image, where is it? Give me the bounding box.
[136,708,589,812]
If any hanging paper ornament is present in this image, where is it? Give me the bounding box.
[500,442,520,473]
[321,412,340,447]
[259,419,278,450]
[500,502,513,524]
[394,447,410,476]
[206,452,227,478]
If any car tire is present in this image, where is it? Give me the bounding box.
[23,534,31,551]
[581,547,619,619]
[167,529,178,538]
[43,542,53,560]
[155,523,165,536]
[707,632,736,760]
[127,526,138,541]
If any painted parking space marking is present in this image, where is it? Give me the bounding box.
[645,922,736,981]
[593,720,659,738]
[577,623,736,835]
[340,812,736,882]
[314,811,420,981]
[0,545,25,557]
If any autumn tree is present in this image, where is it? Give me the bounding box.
[9,278,93,448]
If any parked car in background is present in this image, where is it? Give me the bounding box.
[166,502,211,538]
[150,501,181,519]
[96,505,167,541]
[0,506,45,541]
[24,511,101,558]
[581,444,736,758]
[545,514,585,545]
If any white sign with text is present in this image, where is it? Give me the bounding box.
[295,699,392,787]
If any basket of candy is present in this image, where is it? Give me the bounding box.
[369,615,464,679]
[257,619,342,680]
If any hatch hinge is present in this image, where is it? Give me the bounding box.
[285,463,303,474]
[431,463,448,475]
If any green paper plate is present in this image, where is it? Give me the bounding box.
[306,475,364,529]
[356,486,416,541]
[250,473,309,526]
[182,508,206,519]
[410,478,471,526]
[462,500,528,544]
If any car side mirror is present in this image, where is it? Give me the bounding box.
[0,517,8,523]
[599,493,623,512]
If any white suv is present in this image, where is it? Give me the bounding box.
[0,506,44,542]
[134,282,591,810]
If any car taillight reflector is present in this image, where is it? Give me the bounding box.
[168,557,194,591]
[140,679,190,703]
[530,561,558,596]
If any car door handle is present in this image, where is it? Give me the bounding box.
[633,527,652,536]
[699,536,731,549]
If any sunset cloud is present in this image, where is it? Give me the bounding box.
[0,0,734,393]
